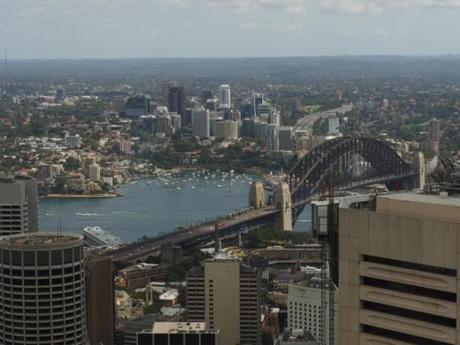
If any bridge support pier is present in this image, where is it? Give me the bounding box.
[249,182,265,209]
[273,183,293,232]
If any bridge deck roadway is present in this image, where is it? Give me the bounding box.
[109,207,280,263]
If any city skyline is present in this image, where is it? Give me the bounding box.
[0,0,460,59]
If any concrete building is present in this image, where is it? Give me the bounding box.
[339,192,460,344]
[288,277,338,345]
[429,118,441,153]
[137,322,219,345]
[86,256,115,345]
[116,263,167,289]
[89,163,101,181]
[219,84,231,108]
[0,233,86,344]
[0,175,38,235]
[328,117,340,135]
[267,124,280,152]
[279,126,293,151]
[64,134,82,148]
[192,108,210,138]
[213,119,239,140]
[156,115,173,136]
[187,256,261,345]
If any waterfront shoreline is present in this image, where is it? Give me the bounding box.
[46,193,121,199]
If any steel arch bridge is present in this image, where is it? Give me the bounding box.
[287,137,418,223]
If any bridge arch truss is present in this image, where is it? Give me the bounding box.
[287,137,418,223]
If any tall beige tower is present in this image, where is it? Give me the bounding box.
[339,192,460,345]
[187,257,261,345]
[249,182,265,209]
[273,183,293,231]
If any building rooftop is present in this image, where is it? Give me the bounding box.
[159,289,179,301]
[151,322,213,334]
[377,192,460,224]
[0,233,82,247]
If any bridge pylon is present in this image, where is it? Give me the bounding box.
[273,183,293,232]
[249,182,265,209]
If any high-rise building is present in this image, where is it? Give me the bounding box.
[213,120,239,140]
[123,95,151,117]
[328,117,340,135]
[339,192,460,344]
[89,163,101,181]
[192,109,210,138]
[156,115,173,136]
[162,80,176,104]
[219,84,231,108]
[253,93,264,116]
[86,256,115,345]
[0,175,38,235]
[267,124,280,152]
[187,256,261,345]
[167,86,186,123]
[279,126,293,151]
[0,233,86,344]
[137,322,219,345]
[288,277,338,345]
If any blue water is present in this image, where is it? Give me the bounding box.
[39,172,311,243]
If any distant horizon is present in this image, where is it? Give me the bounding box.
[5,53,460,62]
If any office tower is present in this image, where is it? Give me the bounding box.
[288,277,338,345]
[339,192,460,344]
[86,256,115,345]
[267,124,279,152]
[213,120,239,140]
[137,322,219,345]
[167,86,186,124]
[162,80,176,104]
[89,163,101,181]
[0,233,86,344]
[187,257,261,345]
[279,126,293,151]
[328,117,340,135]
[156,115,173,136]
[0,175,38,235]
[253,93,264,116]
[123,95,151,117]
[254,120,268,141]
[192,109,210,138]
[219,84,231,108]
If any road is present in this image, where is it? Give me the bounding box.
[108,206,280,263]
[294,104,353,134]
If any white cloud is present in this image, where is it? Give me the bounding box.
[240,21,303,32]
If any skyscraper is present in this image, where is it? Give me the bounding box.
[267,124,279,152]
[86,256,115,345]
[186,256,261,345]
[339,192,460,344]
[168,86,186,124]
[0,175,38,235]
[192,109,210,138]
[253,93,264,116]
[219,84,231,108]
[429,118,441,153]
[0,233,86,344]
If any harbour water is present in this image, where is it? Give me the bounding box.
[39,172,311,243]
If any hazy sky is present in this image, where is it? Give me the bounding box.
[0,0,459,59]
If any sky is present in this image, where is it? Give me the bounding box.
[0,0,459,59]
